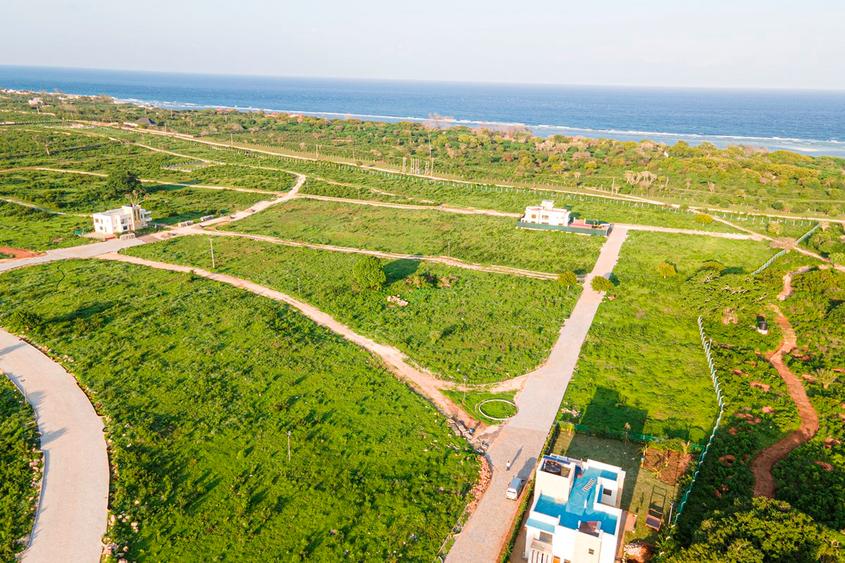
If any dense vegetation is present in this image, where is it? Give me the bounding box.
[667,497,841,562]
[3,91,842,217]
[0,376,40,562]
[771,268,845,530]
[226,198,605,273]
[124,235,580,382]
[0,260,478,560]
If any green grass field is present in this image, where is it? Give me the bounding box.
[443,390,518,424]
[124,235,580,382]
[0,201,91,251]
[0,259,478,560]
[0,377,40,562]
[226,198,605,273]
[0,170,270,226]
[563,232,778,442]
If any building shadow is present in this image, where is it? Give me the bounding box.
[563,387,649,510]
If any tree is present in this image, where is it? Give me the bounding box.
[102,169,142,201]
[667,498,841,563]
[558,271,578,289]
[351,256,386,291]
[591,276,614,293]
[657,261,677,279]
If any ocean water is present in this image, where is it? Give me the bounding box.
[2,65,844,157]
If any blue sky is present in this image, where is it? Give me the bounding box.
[1,0,843,89]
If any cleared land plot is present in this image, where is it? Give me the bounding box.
[0,170,270,225]
[0,376,40,561]
[299,177,741,233]
[124,235,580,382]
[563,232,776,442]
[227,198,604,273]
[0,260,478,560]
[0,201,91,251]
[92,129,743,233]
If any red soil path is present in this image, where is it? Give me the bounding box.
[749,305,819,497]
[0,246,42,259]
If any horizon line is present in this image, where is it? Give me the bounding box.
[2,63,845,94]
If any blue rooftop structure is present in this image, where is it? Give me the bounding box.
[532,465,619,535]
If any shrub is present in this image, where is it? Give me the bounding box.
[591,276,614,293]
[695,213,714,224]
[351,256,386,291]
[558,271,578,288]
[657,261,677,278]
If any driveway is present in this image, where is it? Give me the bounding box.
[446,226,628,562]
[0,329,109,563]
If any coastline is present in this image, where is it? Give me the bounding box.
[2,67,844,158]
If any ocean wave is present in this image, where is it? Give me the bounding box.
[112,96,844,153]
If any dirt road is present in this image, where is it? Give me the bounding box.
[97,252,477,429]
[750,305,819,497]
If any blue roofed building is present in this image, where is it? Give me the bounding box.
[523,454,626,563]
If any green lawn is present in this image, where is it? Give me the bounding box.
[226,198,605,273]
[0,201,91,251]
[124,235,581,383]
[0,260,478,561]
[563,232,778,442]
[0,376,40,561]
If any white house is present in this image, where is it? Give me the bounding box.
[522,200,571,227]
[92,205,151,236]
[523,454,626,563]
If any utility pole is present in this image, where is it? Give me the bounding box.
[209,238,216,269]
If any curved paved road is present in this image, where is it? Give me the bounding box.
[447,226,629,563]
[0,329,109,563]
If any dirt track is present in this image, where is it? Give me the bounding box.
[750,304,819,497]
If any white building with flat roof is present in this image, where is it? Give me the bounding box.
[523,454,625,563]
[92,205,151,236]
[522,200,571,227]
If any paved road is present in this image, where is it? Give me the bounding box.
[446,226,629,563]
[0,237,146,274]
[0,330,109,563]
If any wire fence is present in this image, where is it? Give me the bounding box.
[751,222,820,275]
[672,317,725,525]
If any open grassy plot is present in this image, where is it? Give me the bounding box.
[0,377,40,561]
[124,235,580,382]
[0,260,478,560]
[0,201,90,251]
[0,170,269,225]
[563,232,778,443]
[298,174,743,233]
[227,198,605,273]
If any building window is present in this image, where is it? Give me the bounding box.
[588,549,595,555]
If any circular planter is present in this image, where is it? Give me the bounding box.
[476,398,518,422]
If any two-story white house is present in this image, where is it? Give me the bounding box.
[521,200,571,227]
[92,205,151,236]
[523,454,626,563]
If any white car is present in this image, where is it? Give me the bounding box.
[506,477,524,500]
